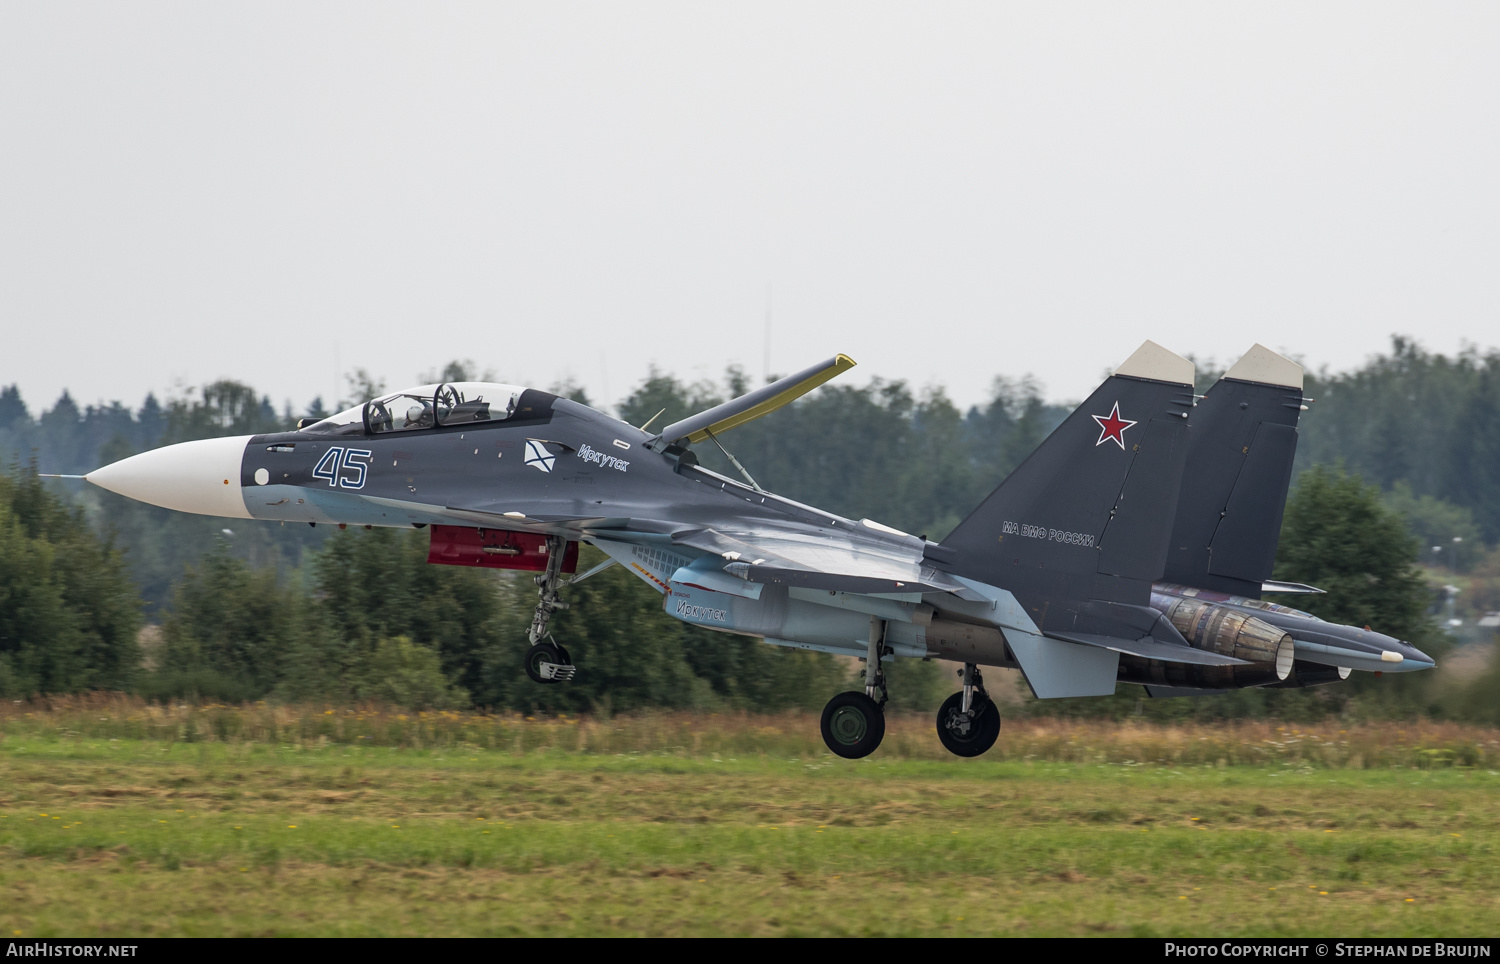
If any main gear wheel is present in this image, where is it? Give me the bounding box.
[820,691,886,759]
[936,690,1000,757]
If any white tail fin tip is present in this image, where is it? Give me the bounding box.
[1224,344,1303,390]
[1113,340,1195,386]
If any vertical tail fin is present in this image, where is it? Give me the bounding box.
[940,341,1195,612]
[1160,344,1303,597]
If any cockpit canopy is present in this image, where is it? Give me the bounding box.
[303,382,527,436]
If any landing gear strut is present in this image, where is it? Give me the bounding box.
[936,663,1000,757]
[524,535,575,683]
[820,617,890,759]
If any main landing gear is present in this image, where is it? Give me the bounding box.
[523,535,576,684]
[936,663,1000,757]
[818,627,1005,760]
[820,617,890,759]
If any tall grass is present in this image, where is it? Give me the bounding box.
[2,693,1496,768]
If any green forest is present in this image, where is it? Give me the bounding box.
[2,337,1498,721]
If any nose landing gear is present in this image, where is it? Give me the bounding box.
[524,535,575,684]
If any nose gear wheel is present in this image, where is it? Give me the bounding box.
[524,638,575,684]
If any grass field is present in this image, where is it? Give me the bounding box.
[2,701,1499,936]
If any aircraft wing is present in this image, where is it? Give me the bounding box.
[649,355,856,450]
[671,525,967,595]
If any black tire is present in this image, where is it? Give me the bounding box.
[820,691,886,759]
[524,641,565,684]
[936,691,1001,757]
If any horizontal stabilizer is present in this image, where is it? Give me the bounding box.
[650,355,856,450]
[1261,580,1325,594]
[1046,631,1251,666]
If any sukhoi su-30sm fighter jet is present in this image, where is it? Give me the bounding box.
[84,341,1433,758]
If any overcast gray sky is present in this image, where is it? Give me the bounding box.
[3,2,1497,416]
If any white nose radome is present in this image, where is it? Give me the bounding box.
[86,435,253,519]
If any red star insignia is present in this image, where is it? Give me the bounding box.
[1092,402,1137,449]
